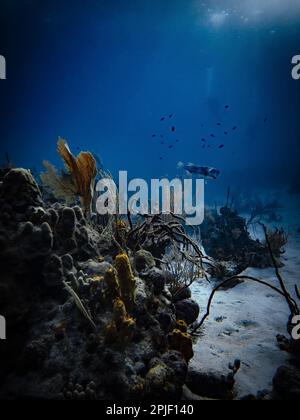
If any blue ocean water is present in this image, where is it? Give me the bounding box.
[0,0,300,204]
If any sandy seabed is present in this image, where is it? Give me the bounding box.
[191,201,300,397]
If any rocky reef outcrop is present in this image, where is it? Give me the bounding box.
[0,168,199,400]
[1,167,294,401]
[201,206,287,277]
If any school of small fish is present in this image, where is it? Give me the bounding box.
[151,105,269,180]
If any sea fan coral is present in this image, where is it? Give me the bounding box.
[41,138,97,217]
[40,161,77,206]
[267,227,288,257]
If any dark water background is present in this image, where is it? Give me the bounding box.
[1,0,300,204]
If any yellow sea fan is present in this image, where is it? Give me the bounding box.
[40,160,77,205]
[57,138,97,216]
[41,138,97,216]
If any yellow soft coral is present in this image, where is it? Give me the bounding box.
[115,254,136,310]
[104,268,121,300]
[105,322,118,344]
[116,220,127,231]
[92,275,104,282]
[120,317,136,341]
[113,298,127,329]
[105,298,136,345]
[168,328,194,362]
[176,320,188,333]
[115,220,129,249]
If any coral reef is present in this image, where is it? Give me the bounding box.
[0,167,195,400]
[1,164,294,401]
[201,206,286,276]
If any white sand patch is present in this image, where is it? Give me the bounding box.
[191,202,300,398]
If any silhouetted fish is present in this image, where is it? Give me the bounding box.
[217,123,221,126]
[171,126,176,132]
[177,162,221,179]
[219,144,224,149]
[152,134,156,138]
[232,126,237,130]
[224,131,228,135]
[176,139,180,143]
[210,134,215,138]
[225,105,229,109]
[201,138,206,142]
[169,145,174,149]
[169,114,174,118]
[160,117,166,121]
[264,117,268,123]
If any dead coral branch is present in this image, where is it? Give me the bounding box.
[260,223,297,316]
[191,275,298,335]
[192,224,299,335]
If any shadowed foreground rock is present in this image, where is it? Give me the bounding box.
[175,299,200,325]
[186,368,235,400]
[0,168,191,400]
[272,366,300,400]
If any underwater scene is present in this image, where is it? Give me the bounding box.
[0,0,300,403]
